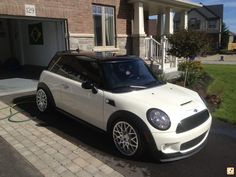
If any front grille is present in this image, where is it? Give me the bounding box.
[180,131,207,151]
[176,109,209,133]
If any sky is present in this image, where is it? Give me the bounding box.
[189,0,236,32]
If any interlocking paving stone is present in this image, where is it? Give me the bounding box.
[60,170,77,177]
[66,163,82,173]
[0,101,123,177]
[53,165,67,174]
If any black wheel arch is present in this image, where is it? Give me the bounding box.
[107,110,157,153]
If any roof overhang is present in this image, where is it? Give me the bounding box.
[128,0,202,15]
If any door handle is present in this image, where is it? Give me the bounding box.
[62,83,69,89]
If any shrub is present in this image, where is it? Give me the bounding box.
[168,30,209,58]
[178,61,204,87]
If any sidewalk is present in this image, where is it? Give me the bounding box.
[0,101,123,177]
[196,54,236,64]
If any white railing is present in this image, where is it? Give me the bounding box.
[145,35,178,71]
[161,36,177,68]
[145,35,162,65]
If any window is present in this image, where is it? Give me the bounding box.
[93,5,115,47]
[208,20,217,29]
[51,55,81,80]
[102,60,157,91]
[189,18,200,30]
[50,55,102,87]
[77,59,102,86]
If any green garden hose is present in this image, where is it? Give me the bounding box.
[0,101,36,123]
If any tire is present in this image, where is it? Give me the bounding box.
[36,87,54,113]
[111,118,145,158]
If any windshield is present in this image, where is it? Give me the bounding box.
[102,59,162,92]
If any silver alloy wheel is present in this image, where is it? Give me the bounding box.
[113,121,139,156]
[36,89,48,112]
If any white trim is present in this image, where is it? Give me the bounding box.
[128,0,202,9]
[69,33,94,38]
[116,34,130,38]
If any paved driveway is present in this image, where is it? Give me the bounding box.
[0,136,43,177]
[0,93,236,177]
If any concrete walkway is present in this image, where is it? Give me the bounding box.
[0,78,38,97]
[0,101,123,177]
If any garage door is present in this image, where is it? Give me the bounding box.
[0,17,68,67]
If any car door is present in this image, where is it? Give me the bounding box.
[60,56,104,129]
[46,55,70,109]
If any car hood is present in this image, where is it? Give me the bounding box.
[119,83,206,117]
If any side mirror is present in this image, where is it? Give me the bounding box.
[81,81,98,94]
[81,80,93,89]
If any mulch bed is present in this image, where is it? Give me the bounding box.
[170,73,220,112]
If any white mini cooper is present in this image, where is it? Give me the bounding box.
[36,50,212,161]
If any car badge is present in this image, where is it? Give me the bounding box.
[194,109,198,113]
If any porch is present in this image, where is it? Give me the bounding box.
[128,0,201,73]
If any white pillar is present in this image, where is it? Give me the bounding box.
[165,8,174,34]
[161,36,167,71]
[133,2,145,35]
[180,10,188,30]
[157,13,165,36]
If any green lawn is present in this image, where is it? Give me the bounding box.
[203,64,236,124]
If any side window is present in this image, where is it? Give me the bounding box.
[77,59,101,86]
[56,56,81,80]
[50,55,102,87]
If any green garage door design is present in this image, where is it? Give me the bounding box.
[28,23,44,45]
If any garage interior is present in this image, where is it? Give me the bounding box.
[0,16,68,96]
[0,16,67,78]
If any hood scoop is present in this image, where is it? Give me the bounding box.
[180,100,192,106]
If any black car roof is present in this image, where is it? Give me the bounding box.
[56,50,139,63]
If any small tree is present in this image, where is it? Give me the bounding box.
[168,29,209,87]
[221,22,229,49]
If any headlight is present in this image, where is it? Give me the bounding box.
[147,109,171,130]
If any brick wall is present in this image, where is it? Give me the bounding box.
[0,0,132,35]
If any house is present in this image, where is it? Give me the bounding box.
[174,4,224,50]
[228,31,236,50]
[0,0,200,74]
[228,31,236,43]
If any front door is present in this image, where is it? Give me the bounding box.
[59,56,104,129]
[61,79,104,129]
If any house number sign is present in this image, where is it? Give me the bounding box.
[25,4,36,16]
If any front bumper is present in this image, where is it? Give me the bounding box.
[151,115,212,162]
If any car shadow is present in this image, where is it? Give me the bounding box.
[10,95,156,164]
